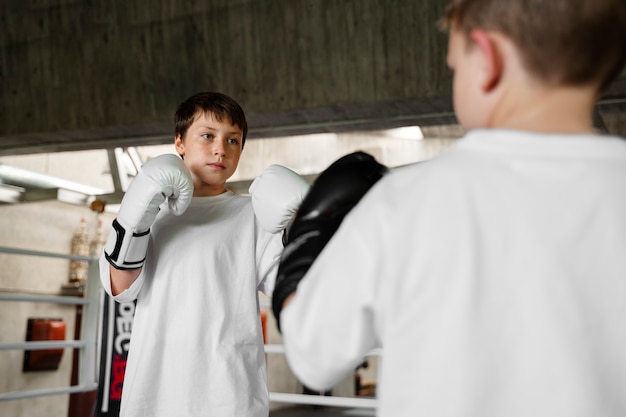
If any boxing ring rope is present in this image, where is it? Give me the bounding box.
[0,246,100,402]
[270,392,377,408]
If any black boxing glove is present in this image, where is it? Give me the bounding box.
[272,151,388,331]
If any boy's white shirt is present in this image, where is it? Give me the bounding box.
[282,129,626,417]
[99,191,282,417]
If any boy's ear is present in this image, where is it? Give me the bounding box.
[470,29,502,92]
[174,134,185,158]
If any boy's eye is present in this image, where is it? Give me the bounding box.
[201,134,214,140]
[228,138,240,145]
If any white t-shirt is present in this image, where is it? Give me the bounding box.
[281,129,626,417]
[100,191,283,417]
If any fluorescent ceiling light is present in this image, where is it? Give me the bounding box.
[384,126,424,140]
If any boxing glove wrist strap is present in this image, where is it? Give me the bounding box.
[104,218,151,270]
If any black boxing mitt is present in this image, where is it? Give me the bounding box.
[272,151,388,331]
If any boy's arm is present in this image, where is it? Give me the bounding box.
[101,154,193,297]
[109,266,142,296]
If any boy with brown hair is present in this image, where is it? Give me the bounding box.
[271,1,626,416]
[100,91,308,416]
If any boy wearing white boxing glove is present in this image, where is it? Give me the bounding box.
[99,92,307,417]
[249,163,310,239]
[103,153,194,294]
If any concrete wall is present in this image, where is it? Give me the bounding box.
[1,0,624,157]
[0,0,453,152]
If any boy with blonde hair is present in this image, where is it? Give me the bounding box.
[272,1,626,416]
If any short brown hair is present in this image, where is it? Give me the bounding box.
[440,0,626,91]
[175,92,248,147]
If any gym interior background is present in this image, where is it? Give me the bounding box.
[1,1,625,416]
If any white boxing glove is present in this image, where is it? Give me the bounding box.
[104,154,194,269]
[249,165,309,234]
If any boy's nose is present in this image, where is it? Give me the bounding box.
[212,140,226,157]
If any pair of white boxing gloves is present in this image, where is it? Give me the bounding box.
[104,154,309,271]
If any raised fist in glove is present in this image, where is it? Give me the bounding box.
[249,164,310,234]
[271,151,388,330]
[104,154,194,270]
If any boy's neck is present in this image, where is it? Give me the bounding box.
[487,83,598,134]
[193,184,229,197]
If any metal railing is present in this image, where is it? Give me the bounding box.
[0,246,100,401]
